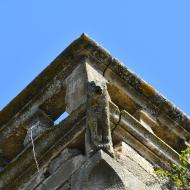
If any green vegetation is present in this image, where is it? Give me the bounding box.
[155,147,190,189]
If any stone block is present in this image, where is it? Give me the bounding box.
[36,154,85,190]
[49,148,81,174]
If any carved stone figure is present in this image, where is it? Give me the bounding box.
[86,81,114,157]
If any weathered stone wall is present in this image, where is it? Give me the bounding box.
[0,34,189,190]
[20,148,85,190]
[18,142,168,190]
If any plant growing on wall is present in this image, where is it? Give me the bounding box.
[155,147,190,189]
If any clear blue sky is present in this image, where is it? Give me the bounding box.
[0,1,189,116]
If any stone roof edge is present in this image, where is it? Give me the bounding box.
[0,33,89,126]
[0,33,189,129]
[106,58,190,130]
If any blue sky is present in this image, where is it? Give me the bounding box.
[0,1,189,116]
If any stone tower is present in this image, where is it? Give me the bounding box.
[0,34,189,190]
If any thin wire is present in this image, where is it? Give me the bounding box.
[31,126,40,173]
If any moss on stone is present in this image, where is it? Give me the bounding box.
[141,82,156,97]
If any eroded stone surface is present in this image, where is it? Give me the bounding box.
[0,34,188,190]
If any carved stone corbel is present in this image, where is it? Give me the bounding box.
[86,81,114,157]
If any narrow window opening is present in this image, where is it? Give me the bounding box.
[54,112,69,125]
